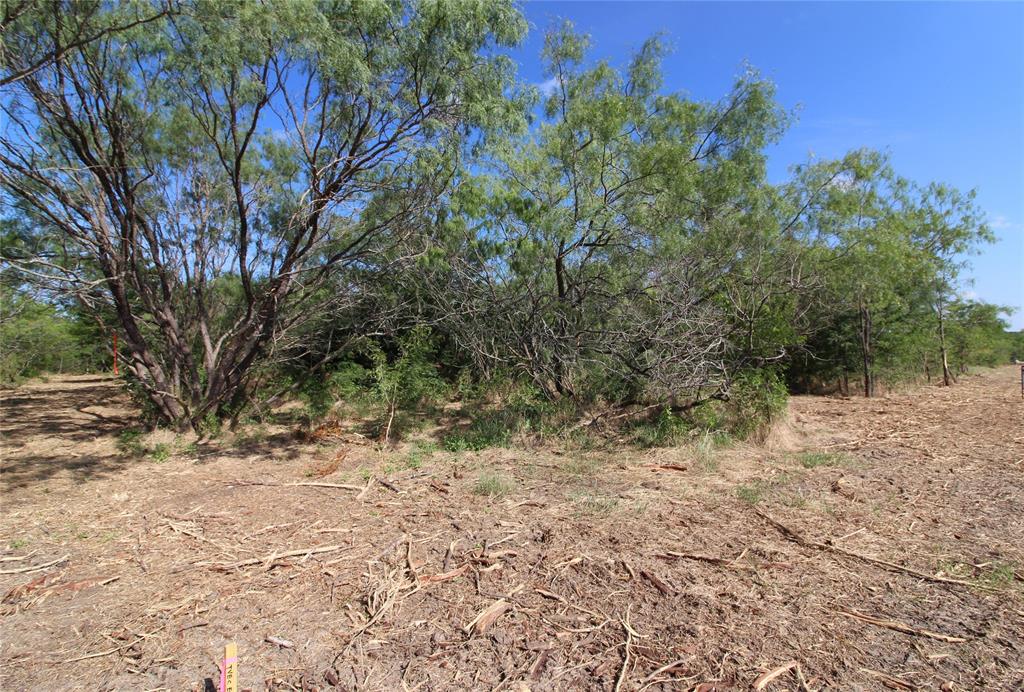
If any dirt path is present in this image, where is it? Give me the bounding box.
[1,368,1022,691]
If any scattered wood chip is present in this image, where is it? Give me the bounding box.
[377,478,401,493]
[659,552,733,565]
[3,573,55,603]
[534,588,566,602]
[753,660,798,690]
[418,564,469,584]
[464,599,510,637]
[287,481,363,491]
[860,667,917,690]
[529,649,549,681]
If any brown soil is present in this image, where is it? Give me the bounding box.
[1,368,1022,691]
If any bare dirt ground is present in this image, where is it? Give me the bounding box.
[1,368,1022,691]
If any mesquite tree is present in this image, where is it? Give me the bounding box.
[0,0,525,429]
[433,24,790,404]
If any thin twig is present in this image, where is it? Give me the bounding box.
[197,544,345,570]
[0,554,70,575]
[837,608,968,643]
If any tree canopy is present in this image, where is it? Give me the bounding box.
[1,3,1013,434]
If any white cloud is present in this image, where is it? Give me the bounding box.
[990,215,1017,231]
[535,77,560,97]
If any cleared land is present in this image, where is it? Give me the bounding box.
[1,367,1022,691]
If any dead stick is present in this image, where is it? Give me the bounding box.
[230,480,363,491]
[0,554,69,575]
[199,544,345,570]
[753,509,979,589]
[614,617,634,692]
[642,656,690,683]
[837,609,967,643]
[287,481,363,491]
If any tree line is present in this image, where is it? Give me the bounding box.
[2,0,1019,436]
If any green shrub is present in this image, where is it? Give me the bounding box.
[629,407,690,448]
[150,443,171,463]
[723,369,788,441]
[367,327,447,442]
[445,412,514,451]
[117,429,146,456]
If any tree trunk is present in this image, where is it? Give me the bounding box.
[937,299,952,387]
[859,299,874,398]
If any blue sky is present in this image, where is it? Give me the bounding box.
[511,1,1024,329]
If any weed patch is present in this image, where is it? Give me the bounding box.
[473,472,513,497]
[796,451,849,468]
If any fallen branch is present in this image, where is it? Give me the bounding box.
[0,554,69,575]
[837,608,967,643]
[199,545,345,570]
[753,509,979,589]
[656,551,752,570]
[230,480,363,491]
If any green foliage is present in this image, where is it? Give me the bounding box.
[117,429,146,457]
[1,8,1009,443]
[444,378,569,451]
[367,327,447,441]
[1,0,527,428]
[445,413,515,452]
[0,291,103,385]
[723,369,788,440]
[403,441,439,469]
[629,408,691,448]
